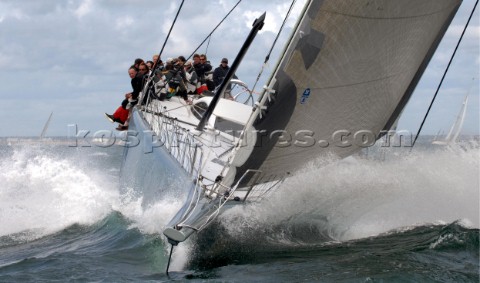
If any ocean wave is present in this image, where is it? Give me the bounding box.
[218,145,479,245]
[187,220,478,270]
[0,147,119,240]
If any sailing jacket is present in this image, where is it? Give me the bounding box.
[213,65,237,89]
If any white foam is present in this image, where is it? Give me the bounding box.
[112,187,191,270]
[220,144,480,242]
[0,148,119,240]
[115,188,184,234]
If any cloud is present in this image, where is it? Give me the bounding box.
[115,16,134,30]
[0,0,478,137]
[74,0,93,19]
[0,6,29,22]
[0,53,12,68]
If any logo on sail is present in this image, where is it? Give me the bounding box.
[300,88,311,104]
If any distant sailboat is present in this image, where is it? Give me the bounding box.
[432,90,470,145]
[40,112,53,139]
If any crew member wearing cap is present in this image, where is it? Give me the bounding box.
[213,58,237,99]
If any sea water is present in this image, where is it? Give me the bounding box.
[0,138,478,282]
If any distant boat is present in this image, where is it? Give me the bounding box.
[40,112,53,139]
[432,91,470,145]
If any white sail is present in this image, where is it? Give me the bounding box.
[232,0,462,184]
[433,93,469,145]
[40,112,53,139]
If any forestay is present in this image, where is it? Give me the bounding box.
[233,0,462,184]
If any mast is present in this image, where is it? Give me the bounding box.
[196,13,265,131]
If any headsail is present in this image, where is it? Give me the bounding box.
[233,0,462,183]
[40,111,53,139]
[433,93,469,145]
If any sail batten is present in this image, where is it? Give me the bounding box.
[233,0,462,183]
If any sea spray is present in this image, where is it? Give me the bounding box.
[220,144,479,243]
[0,147,119,240]
[0,142,477,281]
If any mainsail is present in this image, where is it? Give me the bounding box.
[233,0,462,183]
[433,93,469,145]
[40,111,53,139]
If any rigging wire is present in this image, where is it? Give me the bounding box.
[196,12,266,131]
[265,0,297,64]
[250,0,297,95]
[411,0,478,148]
[151,0,185,72]
[186,0,242,60]
[142,0,240,106]
[141,0,186,106]
[205,35,212,56]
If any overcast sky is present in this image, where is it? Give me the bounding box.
[0,0,478,137]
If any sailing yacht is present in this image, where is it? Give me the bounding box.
[432,92,470,145]
[40,112,53,139]
[119,0,463,245]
